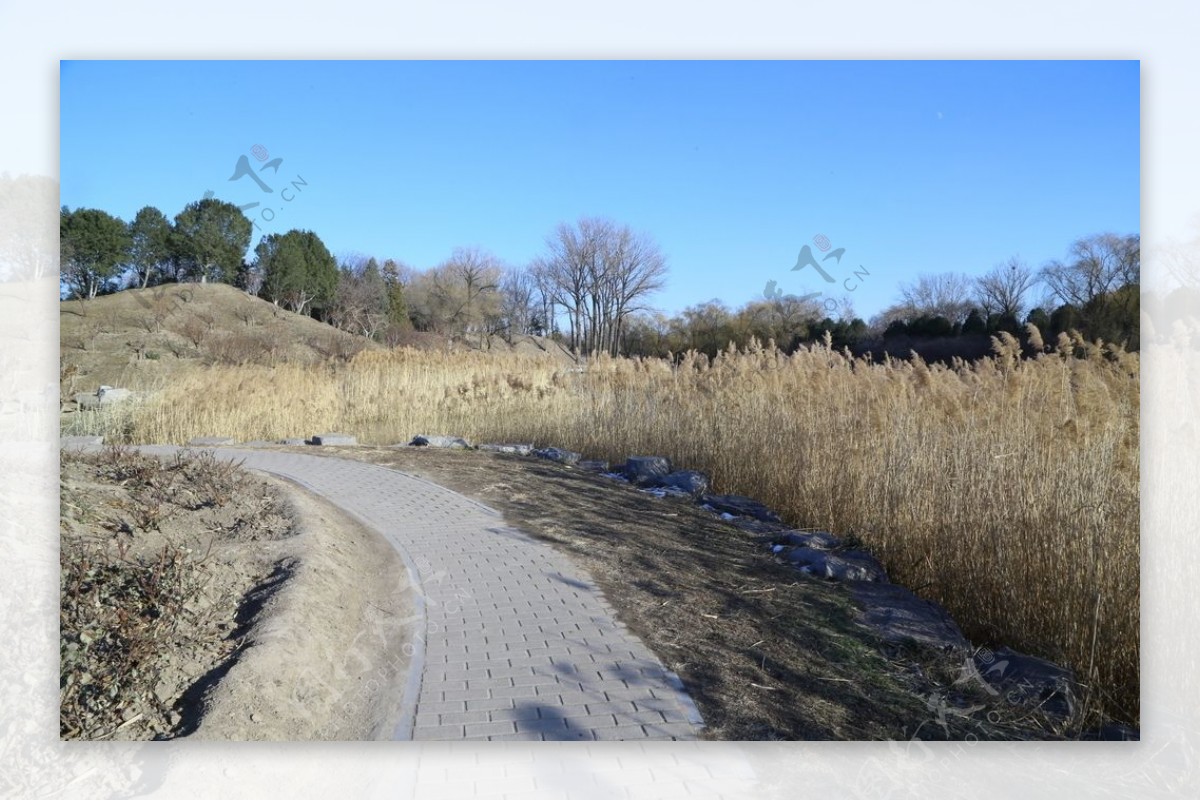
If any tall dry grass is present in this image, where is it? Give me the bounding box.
[117,329,1140,724]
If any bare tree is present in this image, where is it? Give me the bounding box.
[535,219,606,352]
[499,265,540,341]
[1041,233,1139,308]
[975,257,1039,321]
[603,225,668,355]
[898,272,975,324]
[535,217,668,356]
[416,247,503,344]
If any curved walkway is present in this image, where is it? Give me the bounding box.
[130,445,704,742]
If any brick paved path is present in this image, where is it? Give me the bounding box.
[129,445,704,741]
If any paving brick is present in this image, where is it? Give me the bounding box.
[488,684,542,701]
[441,687,492,702]
[486,732,545,741]
[485,705,545,724]
[413,723,466,740]
[415,699,467,715]
[642,722,702,740]
[590,724,651,741]
[562,713,621,731]
[437,709,494,726]
[129,446,705,744]
[515,717,569,734]
[533,703,591,721]
[510,673,562,688]
[464,720,518,738]
[584,700,638,716]
[464,696,518,712]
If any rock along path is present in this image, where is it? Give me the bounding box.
[130,446,704,742]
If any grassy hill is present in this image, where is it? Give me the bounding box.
[59,283,576,403]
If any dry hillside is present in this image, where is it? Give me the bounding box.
[59,283,575,402]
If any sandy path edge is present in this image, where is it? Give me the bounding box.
[190,472,418,741]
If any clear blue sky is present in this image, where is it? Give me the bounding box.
[60,60,1139,319]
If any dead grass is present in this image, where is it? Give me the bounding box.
[58,283,381,394]
[310,445,1083,740]
[79,327,1140,725]
[59,446,295,740]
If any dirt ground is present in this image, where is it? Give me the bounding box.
[311,444,1068,741]
[59,447,413,741]
[60,443,1075,741]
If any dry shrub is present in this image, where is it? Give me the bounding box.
[173,315,209,349]
[60,446,294,739]
[117,336,1140,724]
[307,332,367,363]
[203,329,284,367]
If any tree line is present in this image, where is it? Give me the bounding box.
[618,233,1139,359]
[60,200,669,352]
[60,198,1139,356]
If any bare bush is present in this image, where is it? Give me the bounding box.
[174,315,209,348]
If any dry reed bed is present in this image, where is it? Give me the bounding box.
[122,330,1140,725]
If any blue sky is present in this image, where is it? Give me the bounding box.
[60,60,1139,319]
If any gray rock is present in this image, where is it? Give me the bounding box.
[278,438,307,446]
[60,435,103,449]
[731,517,790,536]
[783,546,830,569]
[478,443,533,455]
[624,456,672,486]
[310,433,357,446]
[661,470,709,496]
[188,436,235,446]
[828,550,888,582]
[786,546,885,582]
[410,434,472,449]
[850,582,968,650]
[533,447,581,465]
[74,387,133,410]
[975,646,1079,720]
[701,494,782,523]
[779,530,841,550]
[577,459,610,472]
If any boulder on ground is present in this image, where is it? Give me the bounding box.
[410,435,472,449]
[623,456,672,486]
[661,470,709,497]
[779,530,840,550]
[478,443,533,455]
[828,550,888,582]
[785,546,885,582]
[974,646,1079,720]
[60,435,103,449]
[188,436,235,446]
[701,494,782,523]
[74,387,133,410]
[533,447,581,465]
[850,582,968,651]
[783,546,830,569]
[311,433,357,446]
